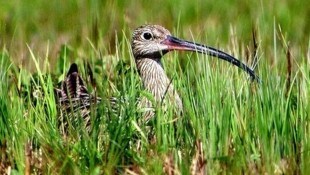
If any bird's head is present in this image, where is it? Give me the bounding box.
[131,25,172,59]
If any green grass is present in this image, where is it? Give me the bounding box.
[1,0,310,174]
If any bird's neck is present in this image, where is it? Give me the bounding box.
[135,58,182,108]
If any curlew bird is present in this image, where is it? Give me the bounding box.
[132,24,259,120]
[56,24,259,132]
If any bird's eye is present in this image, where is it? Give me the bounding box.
[141,32,153,40]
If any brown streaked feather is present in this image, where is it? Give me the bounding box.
[56,63,101,134]
[131,25,183,121]
[61,63,88,99]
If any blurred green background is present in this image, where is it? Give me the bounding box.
[0,0,309,68]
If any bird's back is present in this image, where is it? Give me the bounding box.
[55,63,101,134]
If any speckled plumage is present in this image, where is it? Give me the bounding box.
[56,63,101,134]
[132,25,183,120]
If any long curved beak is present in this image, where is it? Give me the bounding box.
[161,35,260,82]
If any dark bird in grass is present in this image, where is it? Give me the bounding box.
[56,24,259,131]
[55,63,101,134]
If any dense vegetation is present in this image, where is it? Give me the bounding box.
[0,0,309,174]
